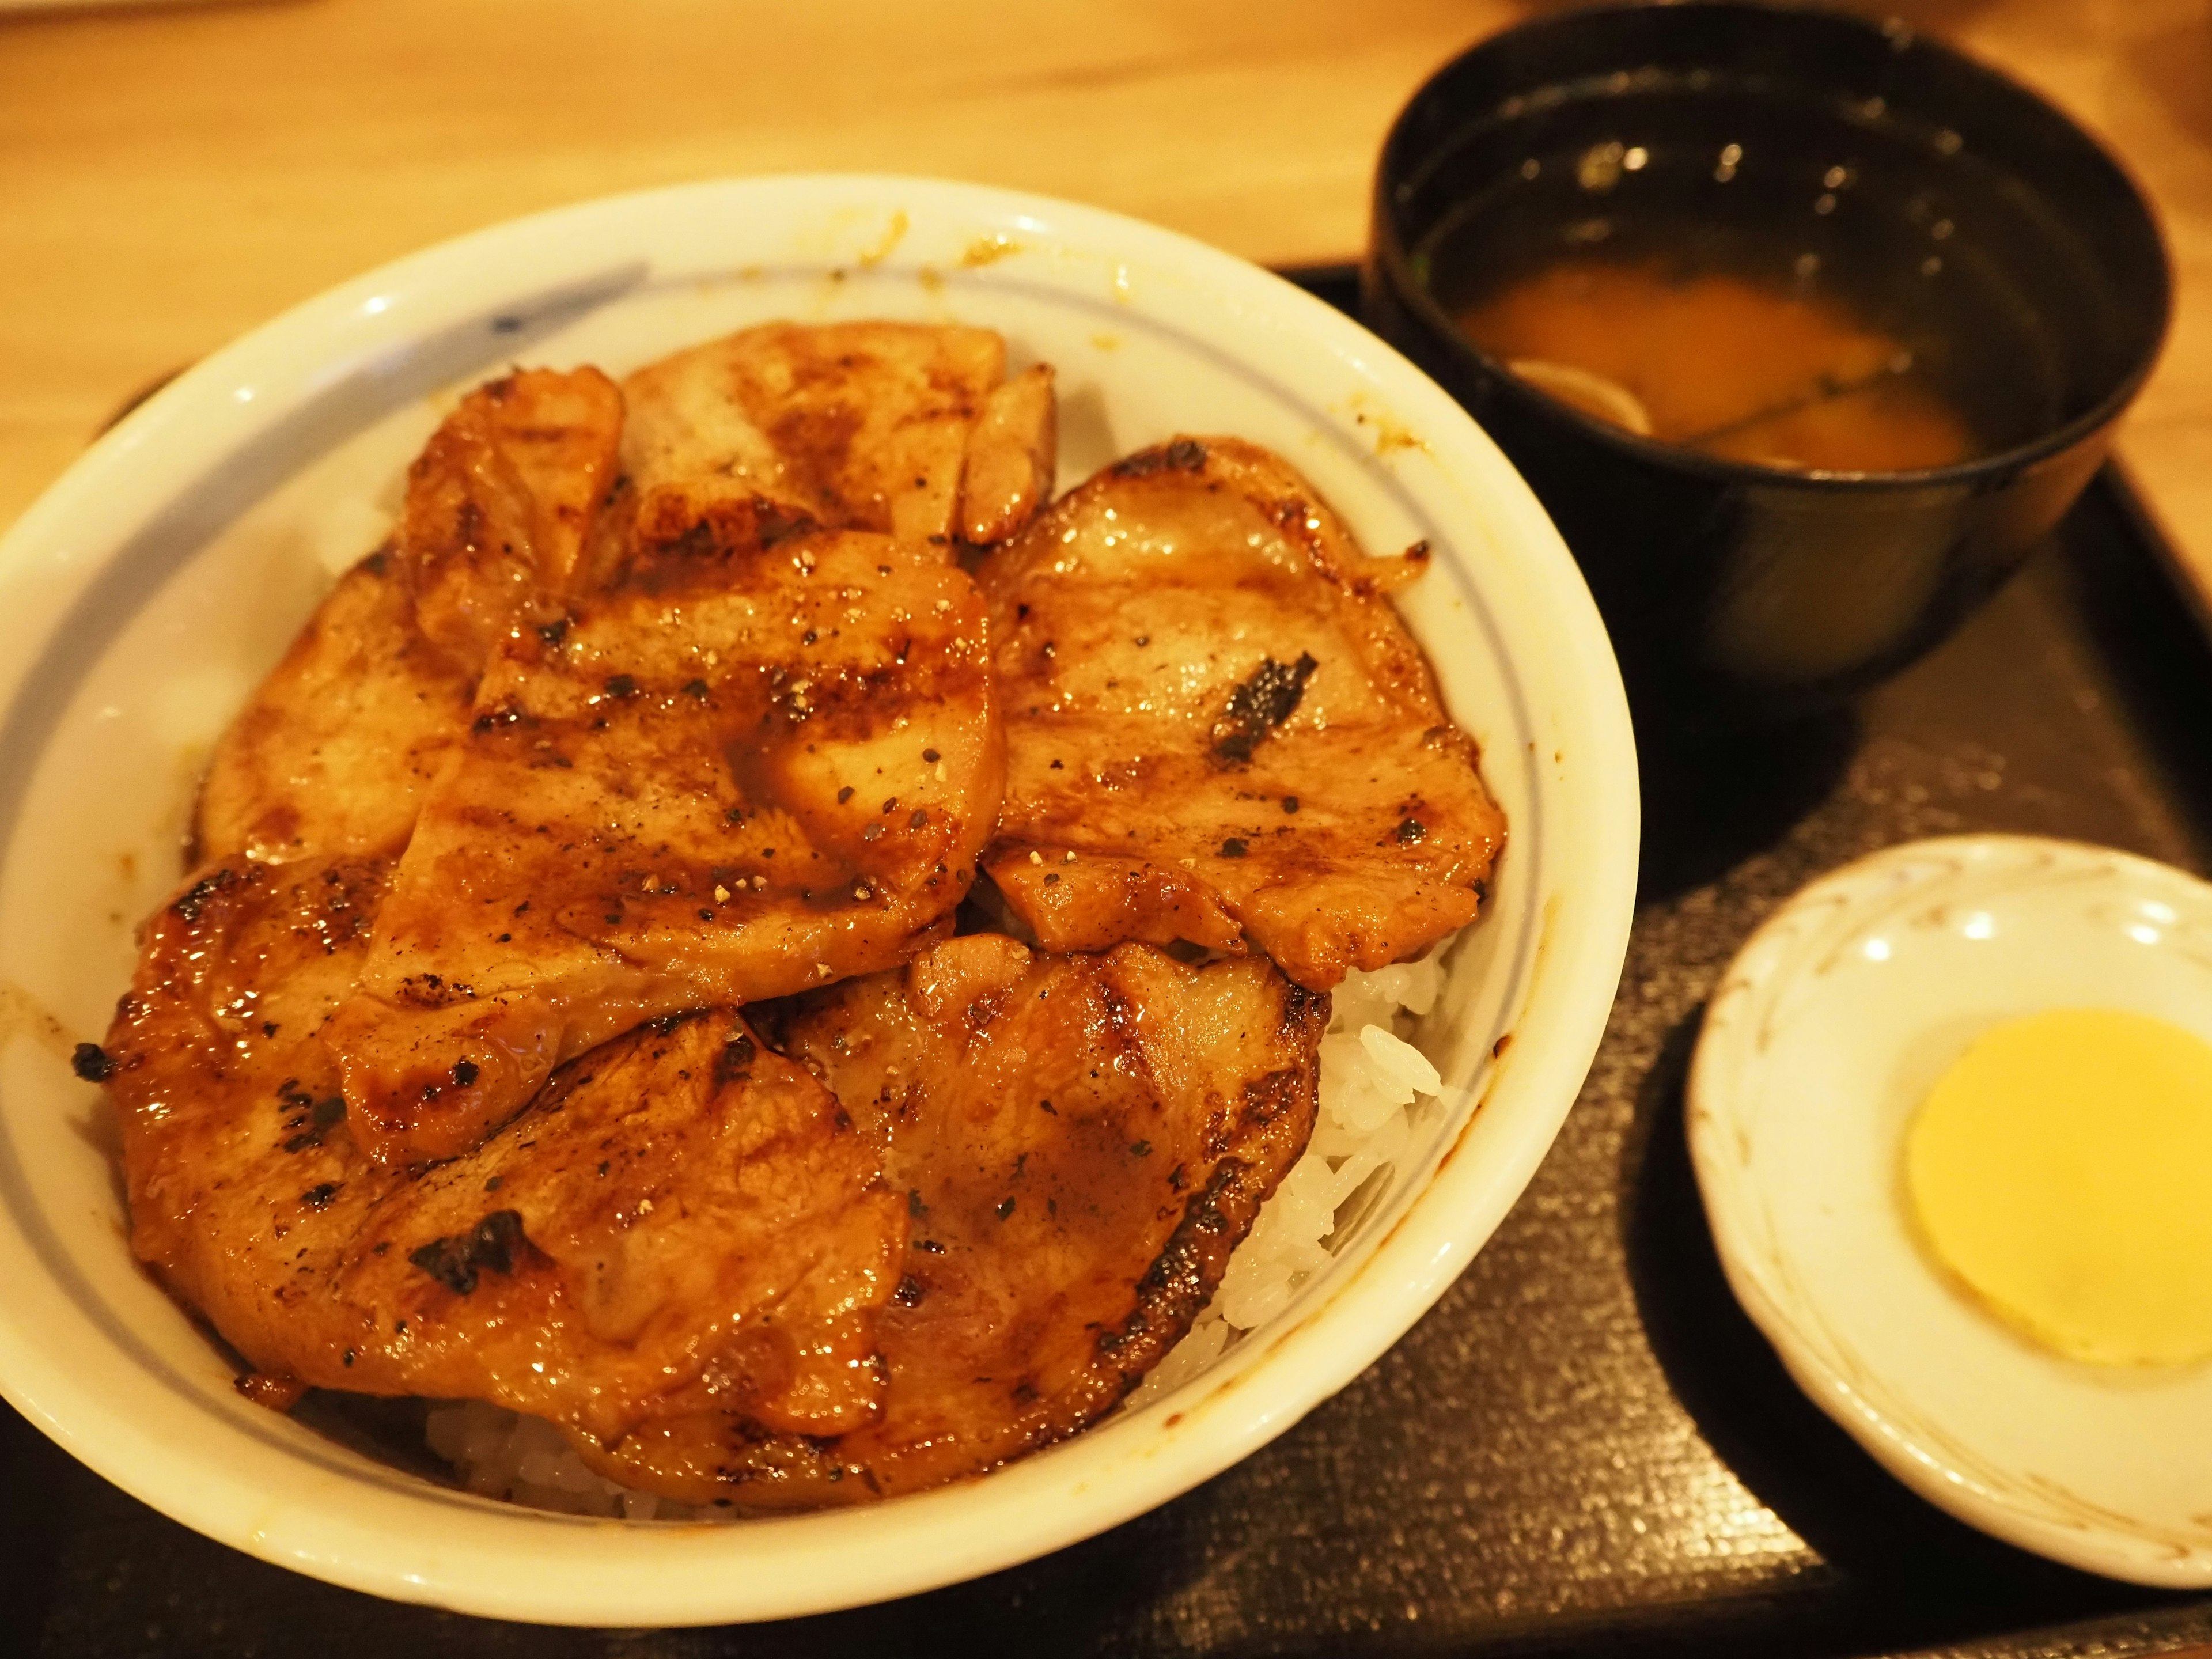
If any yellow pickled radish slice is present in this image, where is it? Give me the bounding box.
[1905,1007,2212,1368]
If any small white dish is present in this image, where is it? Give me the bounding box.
[1689,833,2212,1588]
[0,176,1638,1624]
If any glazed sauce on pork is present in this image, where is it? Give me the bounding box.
[96,320,1504,1515]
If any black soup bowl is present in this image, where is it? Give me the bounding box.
[1364,1,2170,721]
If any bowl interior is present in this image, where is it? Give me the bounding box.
[0,179,1637,1623]
[1381,1,2169,478]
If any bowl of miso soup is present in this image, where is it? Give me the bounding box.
[1365,1,2169,715]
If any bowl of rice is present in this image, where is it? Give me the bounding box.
[0,175,1638,1623]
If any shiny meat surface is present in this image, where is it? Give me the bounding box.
[399,366,628,673]
[326,527,1003,1167]
[114,329,1493,1520]
[194,331,1039,876]
[107,857,904,1446]
[976,437,1506,990]
[578,934,1325,1508]
[194,551,474,865]
[620,322,1036,550]
[195,368,626,868]
[958,363,1056,545]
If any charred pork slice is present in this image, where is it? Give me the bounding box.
[103,856,904,1447]
[620,322,1052,552]
[196,327,1052,875]
[196,367,627,866]
[324,527,1004,1166]
[576,933,1326,1509]
[975,436,1506,990]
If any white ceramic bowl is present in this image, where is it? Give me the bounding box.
[1690,834,2212,1588]
[0,176,1637,1624]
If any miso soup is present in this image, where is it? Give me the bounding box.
[1457,259,1977,472]
[1410,102,2074,477]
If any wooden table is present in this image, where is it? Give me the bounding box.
[5,0,2210,603]
[6,8,2212,1653]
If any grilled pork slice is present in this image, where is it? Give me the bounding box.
[105,857,905,1447]
[324,527,1003,1168]
[575,934,1325,1509]
[194,551,475,865]
[400,366,628,672]
[195,327,1050,873]
[975,437,1506,990]
[620,322,1051,553]
[958,363,1057,545]
[195,367,626,866]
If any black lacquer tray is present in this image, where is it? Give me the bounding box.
[10,268,2212,1658]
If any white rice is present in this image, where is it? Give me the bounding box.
[428,949,1450,1516]
[426,1397,677,1521]
[1122,949,1446,1407]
